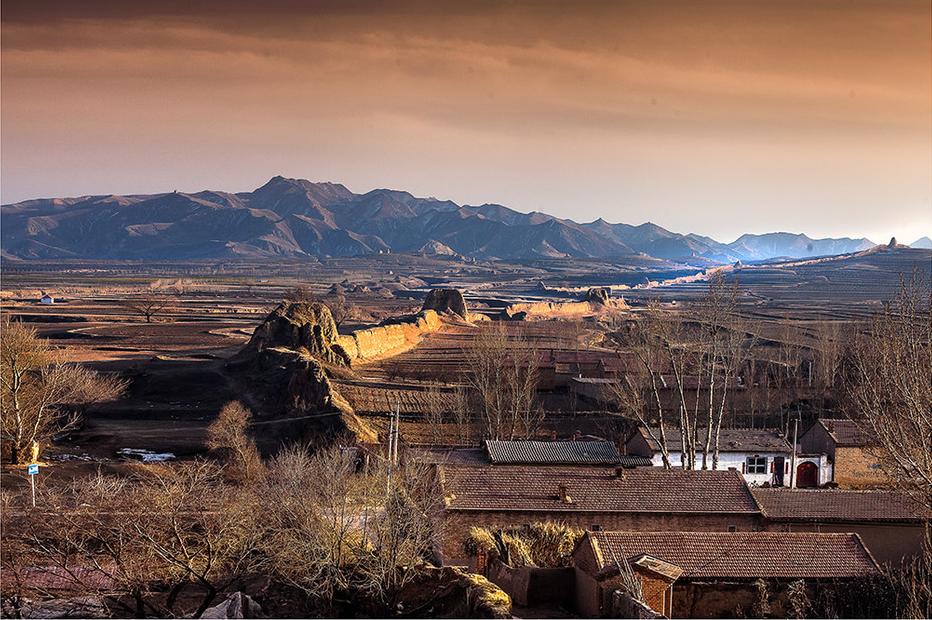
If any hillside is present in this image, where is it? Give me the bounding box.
[0,176,894,262]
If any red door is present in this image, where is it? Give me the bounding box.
[796,461,818,488]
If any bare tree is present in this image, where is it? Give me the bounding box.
[1,461,264,618]
[425,386,473,446]
[607,310,676,469]
[608,275,749,470]
[464,323,542,441]
[355,457,441,609]
[326,293,355,329]
[255,444,359,608]
[286,285,317,304]
[122,291,174,323]
[844,273,931,509]
[206,401,264,483]
[1,318,125,464]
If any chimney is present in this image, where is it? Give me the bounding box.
[558,484,573,504]
[615,466,626,479]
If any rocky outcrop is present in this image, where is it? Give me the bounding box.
[201,592,265,619]
[337,310,443,362]
[422,288,468,319]
[237,301,350,366]
[229,301,377,444]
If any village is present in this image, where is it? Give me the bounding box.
[1,257,929,619]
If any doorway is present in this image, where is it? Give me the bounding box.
[796,461,818,488]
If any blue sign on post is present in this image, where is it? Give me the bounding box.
[27,464,39,476]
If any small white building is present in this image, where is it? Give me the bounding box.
[625,426,832,487]
[39,293,55,304]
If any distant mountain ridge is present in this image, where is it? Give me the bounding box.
[0,175,886,262]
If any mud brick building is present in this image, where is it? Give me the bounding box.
[437,465,762,564]
[573,531,881,618]
[798,418,887,488]
[754,487,929,564]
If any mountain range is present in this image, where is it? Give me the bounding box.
[0,176,908,263]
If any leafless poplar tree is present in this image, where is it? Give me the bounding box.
[464,322,542,441]
[844,273,931,509]
[1,317,125,464]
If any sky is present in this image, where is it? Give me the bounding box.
[2,0,930,244]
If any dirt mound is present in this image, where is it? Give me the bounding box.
[238,301,350,366]
[582,287,611,304]
[422,288,468,318]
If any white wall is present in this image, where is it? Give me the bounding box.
[648,451,833,487]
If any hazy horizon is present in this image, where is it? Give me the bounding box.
[2,0,930,243]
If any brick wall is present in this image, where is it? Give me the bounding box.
[833,446,888,488]
[441,510,761,564]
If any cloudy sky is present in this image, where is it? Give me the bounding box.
[2,0,929,243]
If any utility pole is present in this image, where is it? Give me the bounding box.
[789,416,799,488]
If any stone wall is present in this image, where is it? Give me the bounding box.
[337,310,443,362]
[440,510,761,565]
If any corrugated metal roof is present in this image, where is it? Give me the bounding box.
[485,440,621,465]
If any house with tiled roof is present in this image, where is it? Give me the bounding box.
[799,418,887,488]
[625,426,832,487]
[437,465,762,563]
[573,531,881,618]
[754,488,929,563]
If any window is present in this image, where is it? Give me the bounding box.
[591,524,603,532]
[746,455,767,474]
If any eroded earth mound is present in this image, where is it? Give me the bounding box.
[229,301,375,443]
[239,301,351,366]
[422,288,468,319]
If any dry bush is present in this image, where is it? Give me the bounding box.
[206,401,264,482]
[463,522,583,569]
[1,461,264,618]
[256,444,441,611]
[1,317,126,464]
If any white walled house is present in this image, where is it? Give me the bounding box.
[625,427,832,487]
[39,293,55,304]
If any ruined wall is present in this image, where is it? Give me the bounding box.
[337,310,443,362]
[505,298,627,320]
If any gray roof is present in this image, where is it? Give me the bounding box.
[637,427,791,454]
[485,440,621,465]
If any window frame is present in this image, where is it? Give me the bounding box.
[746,454,768,474]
